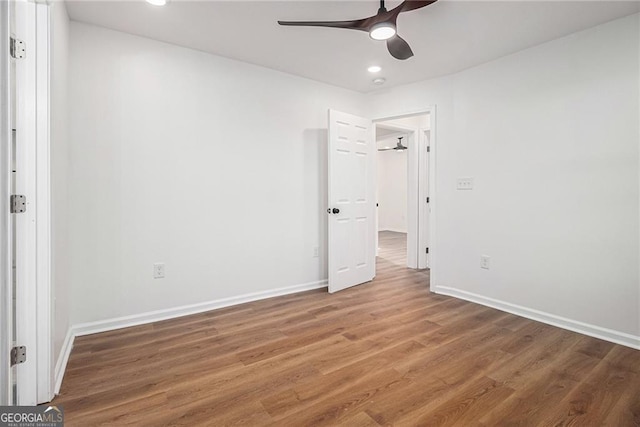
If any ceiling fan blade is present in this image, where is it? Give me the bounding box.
[278,18,369,32]
[378,148,394,151]
[279,4,401,33]
[395,0,439,13]
[387,35,414,60]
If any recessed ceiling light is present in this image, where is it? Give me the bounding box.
[369,22,396,41]
[367,66,382,73]
[372,78,386,85]
[146,0,167,6]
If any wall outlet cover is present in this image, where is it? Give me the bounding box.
[457,177,474,190]
[153,262,165,279]
[480,255,490,270]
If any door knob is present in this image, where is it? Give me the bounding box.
[332,208,340,214]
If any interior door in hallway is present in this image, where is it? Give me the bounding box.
[327,110,375,293]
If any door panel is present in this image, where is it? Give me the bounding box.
[328,110,375,293]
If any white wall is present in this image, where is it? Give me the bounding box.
[67,23,365,325]
[59,13,639,349]
[368,13,640,343]
[50,0,70,370]
[377,137,408,233]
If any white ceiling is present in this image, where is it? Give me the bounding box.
[65,0,640,93]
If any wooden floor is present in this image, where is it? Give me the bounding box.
[378,231,407,266]
[53,238,640,426]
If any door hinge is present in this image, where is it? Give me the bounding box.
[426,197,430,203]
[427,146,430,153]
[10,37,26,59]
[426,247,429,254]
[10,195,26,213]
[10,346,26,366]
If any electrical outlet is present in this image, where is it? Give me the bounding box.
[153,262,165,279]
[457,177,474,190]
[480,255,490,270]
[313,247,319,258]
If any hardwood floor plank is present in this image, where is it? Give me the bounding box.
[487,327,584,390]
[335,411,382,427]
[398,376,515,427]
[63,392,169,426]
[272,368,407,426]
[261,340,427,419]
[479,367,582,426]
[364,333,514,425]
[601,376,640,426]
[603,345,640,374]
[573,335,616,360]
[543,359,640,426]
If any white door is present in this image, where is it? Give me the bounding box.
[327,110,376,293]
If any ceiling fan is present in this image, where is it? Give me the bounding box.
[278,1,438,60]
[378,137,408,151]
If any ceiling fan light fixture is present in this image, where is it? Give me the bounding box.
[146,0,167,6]
[278,0,438,60]
[369,22,396,41]
[372,77,386,85]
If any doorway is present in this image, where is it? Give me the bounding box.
[326,107,435,293]
[374,112,431,271]
[376,126,409,266]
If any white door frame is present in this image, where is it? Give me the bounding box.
[14,0,52,405]
[418,128,431,269]
[35,2,52,404]
[0,0,12,406]
[373,107,437,285]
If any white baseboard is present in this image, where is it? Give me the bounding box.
[54,328,75,394]
[433,285,640,350]
[53,279,328,394]
[72,280,327,337]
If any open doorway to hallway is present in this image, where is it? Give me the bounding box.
[376,127,409,266]
[374,112,431,271]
